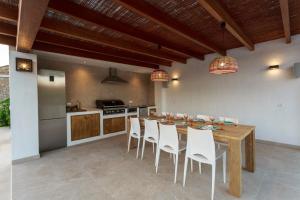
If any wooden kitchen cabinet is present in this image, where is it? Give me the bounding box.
[71,114,100,141]
[104,117,126,134]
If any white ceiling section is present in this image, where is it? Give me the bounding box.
[34,50,154,74]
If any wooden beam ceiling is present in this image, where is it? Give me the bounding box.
[113,0,225,55]
[16,0,49,52]
[48,0,204,60]
[35,32,172,66]
[40,18,186,63]
[0,21,171,66]
[0,33,158,69]
[279,0,291,43]
[197,0,254,50]
[0,4,184,65]
[33,42,159,69]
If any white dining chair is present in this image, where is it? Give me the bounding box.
[175,113,185,119]
[127,117,143,159]
[183,127,226,200]
[216,116,239,148]
[196,114,211,122]
[155,123,186,183]
[141,119,159,162]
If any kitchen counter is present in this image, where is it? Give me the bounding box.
[66,106,146,146]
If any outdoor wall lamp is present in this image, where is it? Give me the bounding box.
[16,58,33,72]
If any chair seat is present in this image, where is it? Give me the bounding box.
[145,136,157,143]
[131,132,143,138]
[189,146,226,164]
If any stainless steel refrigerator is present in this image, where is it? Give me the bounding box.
[38,69,67,152]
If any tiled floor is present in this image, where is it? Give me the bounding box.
[12,135,300,200]
[0,127,11,200]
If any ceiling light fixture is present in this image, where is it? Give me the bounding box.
[209,22,239,74]
[151,69,169,82]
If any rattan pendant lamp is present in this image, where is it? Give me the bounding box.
[209,22,238,74]
[151,44,169,82]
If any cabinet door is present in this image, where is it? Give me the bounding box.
[112,117,125,132]
[103,117,125,134]
[71,114,100,141]
[103,118,112,135]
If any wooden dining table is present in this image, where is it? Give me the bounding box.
[128,116,255,198]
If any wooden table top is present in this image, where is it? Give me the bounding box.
[140,116,255,142]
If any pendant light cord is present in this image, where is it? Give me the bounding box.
[221,22,226,49]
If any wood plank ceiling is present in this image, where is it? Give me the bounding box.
[0,0,299,69]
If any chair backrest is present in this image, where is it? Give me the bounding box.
[187,127,215,163]
[161,112,167,117]
[196,114,211,122]
[175,113,185,120]
[159,123,179,151]
[144,119,159,141]
[130,117,141,136]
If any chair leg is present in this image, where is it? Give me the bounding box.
[211,164,216,200]
[141,139,146,160]
[173,154,175,165]
[127,135,131,153]
[155,149,160,173]
[152,143,155,154]
[183,156,188,187]
[174,153,179,184]
[199,162,202,174]
[136,138,140,159]
[191,159,193,172]
[223,152,227,183]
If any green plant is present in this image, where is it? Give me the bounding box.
[0,98,10,127]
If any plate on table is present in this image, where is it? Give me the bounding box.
[198,125,219,131]
[224,121,234,125]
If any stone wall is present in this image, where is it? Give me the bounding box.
[0,66,9,101]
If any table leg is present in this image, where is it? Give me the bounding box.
[245,129,256,172]
[228,139,242,197]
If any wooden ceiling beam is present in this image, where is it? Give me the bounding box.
[33,42,159,69]
[35,32,172,66]
[16,0,49,52]
[0,34,16,46]
[39,18,186,63]
[48,0,204,60]
[279,0,291,43]
[0,33,158,69]
[113,0,225,55]
[197,0,254,50]
[0,3,184,64]
[0,21,170,66]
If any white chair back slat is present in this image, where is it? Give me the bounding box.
[130,117,141,137]
[187,127,215,163]
[159,123,179,152]
[144,119,159,141]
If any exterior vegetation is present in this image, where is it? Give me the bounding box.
[0,98,10,127]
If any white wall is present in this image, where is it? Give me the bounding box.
[9,50,39,161]
[156,35,300,146]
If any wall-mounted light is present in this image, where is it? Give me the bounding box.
[16,58,33,72]
[171,78,179,81]
[268,65,279,70]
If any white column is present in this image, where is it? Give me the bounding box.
[9,49,39,162]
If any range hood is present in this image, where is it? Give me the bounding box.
[101,68,128,84]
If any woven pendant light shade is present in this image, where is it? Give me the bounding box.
[209,56,238,74]
[151,69,169,81]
